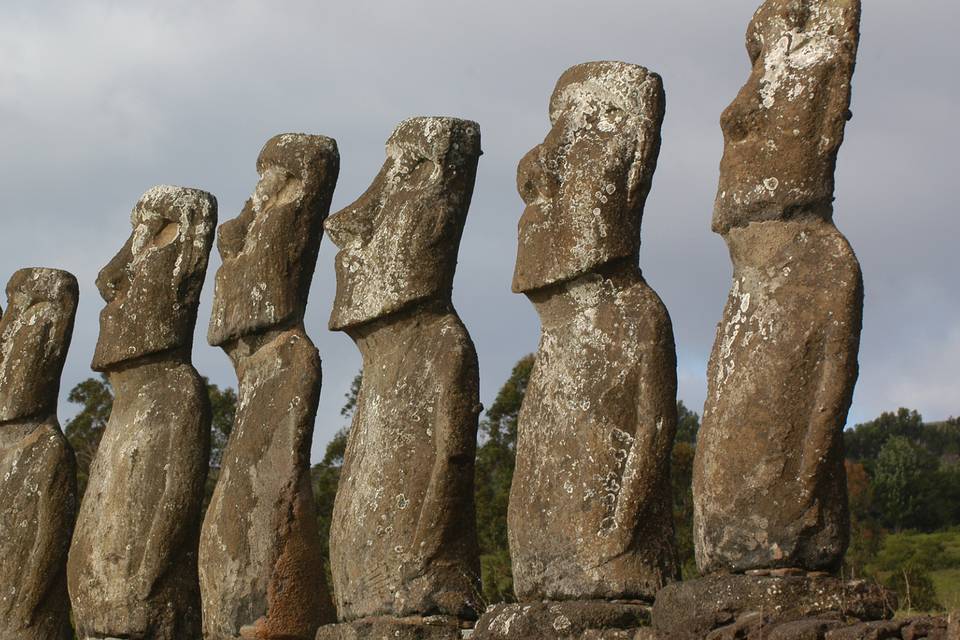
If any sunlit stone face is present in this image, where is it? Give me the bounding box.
[512,61,664,294]
[208,134,339,346]
[0,269,78,421]
[92,185,216,371]
[713,0,861,234]
[326,116,481,331]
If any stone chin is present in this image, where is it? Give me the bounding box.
[91,305,190,372]
[327,273,441,332]
[512,246,635,295]
[206,266,303,348]
[511,205,636,295]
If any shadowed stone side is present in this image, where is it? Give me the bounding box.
[324,117,483,627]
[693,0,864,575]
[200,134,339,640]
[650,574,895,637]
[0,269,79,640]
[68,185,216,640]
[506,61,679,603]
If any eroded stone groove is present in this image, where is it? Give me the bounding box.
[0,268,79,640]
[319,117,483,639]
[68,185,216,640]
[200,134,339,640]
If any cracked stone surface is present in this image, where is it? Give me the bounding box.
[0,268,78,640]
[315,615,467,640]
[325,117,483,623]
[650,574,895,637]
[507,61,679,602]
[473,601,651,640]
[693,0,864,574]
[200,134,339,640]
[68,185,216,640]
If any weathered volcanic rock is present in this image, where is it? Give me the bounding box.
[651,574,894,637]
[693,0,864,574]
[473,601,651,640]
[507,61,678,602]
[325,117,483,623]
[0,270,79,422]
[0,269,79,640]
[68,186,216,640]
[315,615,466,640]
[200,134,339,640]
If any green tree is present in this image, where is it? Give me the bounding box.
[64,375,113,499]
[845,408,924,465]
[311,372,362,574]
[202,382,238,509]
[918,417,960,465]
[64,375,237,504]
[474,355,534,605]
[675,400,700,445]
[843,460,883,578]
[671,442,697,578]
[872,533,946,612]
[671,401,700,578]
[873,436,939,531]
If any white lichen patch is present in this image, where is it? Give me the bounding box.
[757,5,849,110]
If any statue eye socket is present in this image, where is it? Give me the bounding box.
[149,222,180,249]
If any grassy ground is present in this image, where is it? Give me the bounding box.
[869,529,960,615]
[930,568,960,611]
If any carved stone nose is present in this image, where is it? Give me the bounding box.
[95,239,132,303]
[516,145,551,204]
[325,199,371,248]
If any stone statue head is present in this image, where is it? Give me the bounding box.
[92,185,216,371]
[0,269,78,421]
[712,0,861,234]
[208,134,339,346]
[326,116,481,331]
[512,61,665,294]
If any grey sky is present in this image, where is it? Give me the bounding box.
[1,0,956,462]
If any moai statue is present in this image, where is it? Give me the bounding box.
[474,62,677,639]
[695,0,862,577]
[200,134,338,640]
[0,269,78,640]
[68,186,216,640]
[319,117,482,640]
[652,2,884,635]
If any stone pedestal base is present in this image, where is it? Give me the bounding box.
[472,600,651,639]
[315,615,470,640]
[650,574,896,637]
